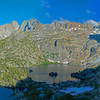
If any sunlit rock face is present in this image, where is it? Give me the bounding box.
[51,21,93,33]
[0,18,100,67]
[20,19,41,32]
[84,20,99,27]
[84,20,100,34]
[33,21,94,64]
[11,21,19,31]
[0,21,19,39]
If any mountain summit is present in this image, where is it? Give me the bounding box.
[20,19,40,32]
[84,20,98,27]
[0,21,19,39]
[0,19,98,39]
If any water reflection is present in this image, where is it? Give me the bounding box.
[0,64,83,100]
[0,87,13,100]
[29,64,82,83]
[89,34,100,43]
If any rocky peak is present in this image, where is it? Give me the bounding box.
[0,21,19,39]
[51,22,68,29]
[67,22,93,31]
[84,20,100,34]
[51,21,93,32]
[84,20,98,27]
[20,19,40,32]
[11,21,19,31]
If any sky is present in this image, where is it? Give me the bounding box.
[0,0,99,25]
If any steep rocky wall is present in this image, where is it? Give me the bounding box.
[0,21,19,39]
[0,19,99,67]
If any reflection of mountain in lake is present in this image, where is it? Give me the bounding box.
[29,64,83,83]
[0,87,13,100]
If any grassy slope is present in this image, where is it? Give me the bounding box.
[0,32,45,86]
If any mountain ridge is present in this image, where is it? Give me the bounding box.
[0,18,100,86]
[0,18,99,68]
[0,18,99,38]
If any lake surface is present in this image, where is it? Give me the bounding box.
[59,86,94,95]
[29,64,83,83]
[0,64,83,100]
[89,34,100,43]
[0,87,13,100]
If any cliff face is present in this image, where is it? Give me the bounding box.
[0,19,99,67]
[19,19,41,32]
[0,21,19,39]
[51,22,93,32]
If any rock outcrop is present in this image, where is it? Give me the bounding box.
[85,20,100,34]
[84,20,98,27]
[20,19,41,32]
[51,21,93,32]
[0,21,19,39]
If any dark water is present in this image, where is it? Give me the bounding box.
[0,64,83,100]
[29,64,82,83]
[0,87,13,100]
[89,34,100,43]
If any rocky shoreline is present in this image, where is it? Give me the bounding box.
[5,65,100,100]
[0,18,100,100]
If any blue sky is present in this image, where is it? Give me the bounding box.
[0,0,99,25]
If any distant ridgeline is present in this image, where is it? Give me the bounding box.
[89,34,100,43]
